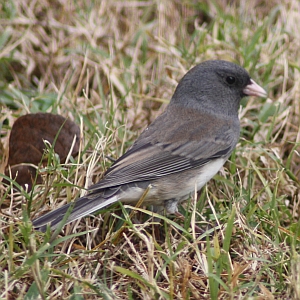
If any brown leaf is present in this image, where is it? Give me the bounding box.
[231,262,251,288]
[5,165,42,190]
[5,113,81,190]
[259,283,275,300]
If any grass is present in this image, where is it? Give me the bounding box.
[1,0,300,299]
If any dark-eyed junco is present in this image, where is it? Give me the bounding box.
[33,60,267,231]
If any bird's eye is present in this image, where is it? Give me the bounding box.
[226,76,236,85]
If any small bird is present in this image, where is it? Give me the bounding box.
[33,60,267,231]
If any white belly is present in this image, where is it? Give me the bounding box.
[194,158,226,190]
[175,158,227,200]
[116,158,226,206]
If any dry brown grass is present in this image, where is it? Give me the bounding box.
[1,0,300,299]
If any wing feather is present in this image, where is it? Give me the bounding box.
[89,124,237,191]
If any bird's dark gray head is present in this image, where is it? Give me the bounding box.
[170,60,260,116]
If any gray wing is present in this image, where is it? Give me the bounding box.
[89,108,239,191]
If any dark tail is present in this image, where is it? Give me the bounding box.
[32,193,119,232]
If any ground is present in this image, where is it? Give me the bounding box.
[0,0,300,299]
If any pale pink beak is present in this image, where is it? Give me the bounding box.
[243,79,267,98]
